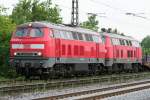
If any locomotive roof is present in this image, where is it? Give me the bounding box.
[102,32,137,41]
[18,21,99,35]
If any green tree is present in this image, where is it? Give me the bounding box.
[141,35,150,55]
[11,0,32,24]
[80,15,99,31]
[0,6,16,78]
[141,35,150,48]
[0,16,16,34]
[0,5,7,14]
[11,0,62,25]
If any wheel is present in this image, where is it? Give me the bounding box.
[25,67,30,79]
[132,64,139,73]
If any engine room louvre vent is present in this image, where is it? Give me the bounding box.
[15,52,39,56]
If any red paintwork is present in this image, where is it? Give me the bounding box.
[10,28,49,57]
[10,22,142,65]
[104,34,142,62]
[10,28,106,59]
[105,35,113,59]
[45,29,106,59]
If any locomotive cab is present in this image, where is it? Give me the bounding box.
[10,22,54,77]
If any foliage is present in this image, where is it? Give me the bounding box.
[0,76,8,81]
[141,35,150,48]
[141,35,150,55]
[0,16,16,34]
[143,48,150,55]
[0,9,16,65]
[0,6,17,78]
[11,0,62,25]
[0,5,7,15]
[80,15,99,31]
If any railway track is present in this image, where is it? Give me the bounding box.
[34,80,150,100]
[0,72,150,96]
[0,73,150,96]
[0,72,149,85]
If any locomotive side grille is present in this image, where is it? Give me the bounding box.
[16,52,39,56]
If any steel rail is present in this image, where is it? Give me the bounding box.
[74,83,150,100]
[0,72,150,96]
[34,80,150,100]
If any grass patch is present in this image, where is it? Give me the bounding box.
[0,76,8,81]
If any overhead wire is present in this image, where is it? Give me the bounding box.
[90,0,150,20]
[54,0,150,27]
[56,3,106,24]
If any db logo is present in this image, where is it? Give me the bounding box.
[24,44,30,48]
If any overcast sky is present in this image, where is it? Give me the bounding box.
[0,0,150,41]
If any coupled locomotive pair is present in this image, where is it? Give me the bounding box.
[10,22,143,78]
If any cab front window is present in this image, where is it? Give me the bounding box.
[15,28,28,37]
[30,28,43,37]
[15,28,43,37]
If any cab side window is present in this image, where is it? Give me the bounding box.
[93,35,100,43]
[101,36,106,43]
[72,32,78,40]
[77,33,84,40]
[53,30,61,38]
[85,34,93,41]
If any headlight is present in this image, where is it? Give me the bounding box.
[37,52,42,56]
[14,52,17,56]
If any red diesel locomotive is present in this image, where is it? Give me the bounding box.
[10,22,143,78]
[102,32,142,72]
